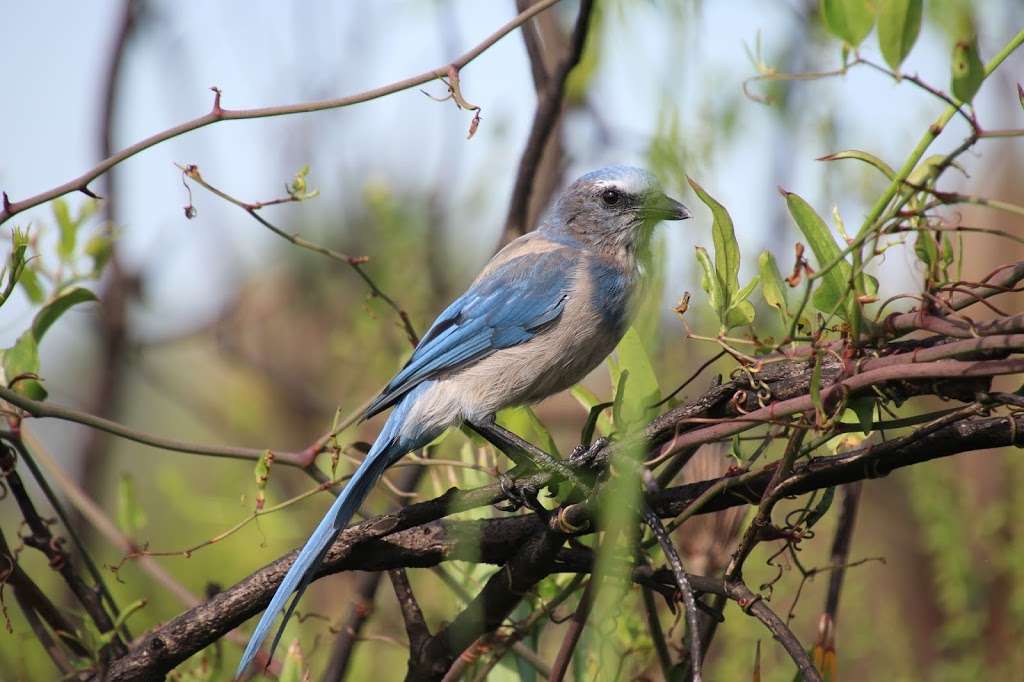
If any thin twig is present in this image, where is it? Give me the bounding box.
[0,0,567,225]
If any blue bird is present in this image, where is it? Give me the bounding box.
[235,166,689,676]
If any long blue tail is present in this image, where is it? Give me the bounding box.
[235,394,432,678]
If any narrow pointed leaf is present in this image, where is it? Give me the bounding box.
[818,149,896,180]
[688,177,740,294]
[695,246,727,325]
[783,191,852,318]
[878,0,922,71]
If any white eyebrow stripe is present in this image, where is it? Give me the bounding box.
[593,177,646,195]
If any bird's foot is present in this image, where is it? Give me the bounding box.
[569,437,609,470]
[495,471,546,515]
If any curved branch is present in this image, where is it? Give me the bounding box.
[100,411,1023,680]
[0,0,565,226]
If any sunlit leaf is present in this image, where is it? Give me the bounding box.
[878,0,923,71]
[951,36,984,103]
[688,177,740,294]
[818,149,896,180]
[570,384,613,438]
[821,0,876,47]
[1,331,46,399]
[611,326,661,429]
[725,299,756,329]
[782,191,852,318]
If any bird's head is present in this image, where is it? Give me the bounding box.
[545,166,690,261]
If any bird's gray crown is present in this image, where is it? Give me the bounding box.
[541,166,689,257]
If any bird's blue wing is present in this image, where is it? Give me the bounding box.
[363,248,573,419]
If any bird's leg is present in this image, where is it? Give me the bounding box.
[468,418,590,492]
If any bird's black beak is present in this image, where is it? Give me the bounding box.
[647,194,691,221]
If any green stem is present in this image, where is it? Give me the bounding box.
[855,28,1024,240]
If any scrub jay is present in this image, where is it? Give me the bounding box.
[236,166,689,675]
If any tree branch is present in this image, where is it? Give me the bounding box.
[0,0,566,226]
[502,0,594,242]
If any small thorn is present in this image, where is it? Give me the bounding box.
[210,86,223,116]
[80,186,102,200]
[2,191,11,213]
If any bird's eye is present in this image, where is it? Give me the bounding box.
[600,188,622,206]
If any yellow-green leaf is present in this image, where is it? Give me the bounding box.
[32,286,97,342]
[695,245,727,325]
[758,250,790,321]
[818,149,896,180]
[783,191,852,318]
[611,326,660,428]
[1,331,46,399]
[877,0,922,71]
[53,198,76,262]
[688,177,740,294]
[821,0,876,47]
[951,37,984,103]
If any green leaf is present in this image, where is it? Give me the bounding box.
[877,0,923,71]
[611,326,661,429]
[695,246,727,325]
[731,275,761,308]
[758,250,790,321]
[117,473,147,537]
[84,235,114,277]
[497,406,561,458]
[914,231,939,269]
[782,191,852,318]
[817,149,896,180]
[18,267,45,304]
[1,331,46,399]
[951,37,984,103]
[848,397,875,434]
[32,286,97,342]
[1,227,31,308]
[53,198,77,262]
[570,385,613,439]
[725,300,756,329]
[821,0,876,47]
[687,177,740,294]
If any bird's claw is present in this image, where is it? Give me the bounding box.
[569,437,609,469]
[495,472,544,514]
